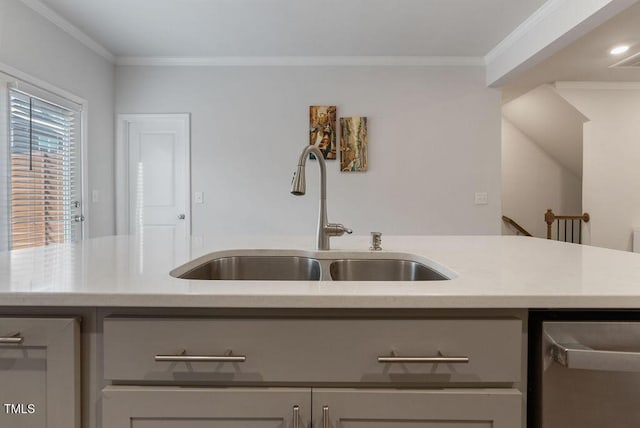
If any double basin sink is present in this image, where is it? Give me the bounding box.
[170,250,454,282]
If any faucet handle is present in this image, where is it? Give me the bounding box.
[325,223,352,237]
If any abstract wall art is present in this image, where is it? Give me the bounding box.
[339,116,368,172]
[309,106,337,160]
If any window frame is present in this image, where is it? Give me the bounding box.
[0,63,88,250]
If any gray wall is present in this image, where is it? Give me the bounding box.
[502,118,581,239]
[116,65,502,238]
[557,85,640,251]
[0,0,115,238]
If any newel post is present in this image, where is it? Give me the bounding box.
[545,209,555,240]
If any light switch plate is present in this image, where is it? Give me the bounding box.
[475,192,488,205]
[92,190,99,203]
[195,192,204,204]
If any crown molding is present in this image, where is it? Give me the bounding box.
[115,56,485,67]
[484,0,563,65]
[19,0,115,63]
[14,1,484,68]
[555,81,640,90]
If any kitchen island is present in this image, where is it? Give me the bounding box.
[2,234,640,308]
[1,234,640,428]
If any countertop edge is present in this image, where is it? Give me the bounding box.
[2,292,640,309]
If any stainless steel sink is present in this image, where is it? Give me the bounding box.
[177,255,321,280]
[171,250,453,281]
[329,259,449,281]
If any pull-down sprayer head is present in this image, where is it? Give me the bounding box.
[291,165,306,195]
[291,144,322,196]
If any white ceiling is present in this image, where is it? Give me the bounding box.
[34,0,547,58]
[503,1,640,102]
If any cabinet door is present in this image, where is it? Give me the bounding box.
[0,317,80,428]
[103,386,311,427]
[313,389,521,428]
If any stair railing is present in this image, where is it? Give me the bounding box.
[502,216,532,237]
[544,209,590,244]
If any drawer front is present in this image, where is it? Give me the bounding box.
[104,318,521,384]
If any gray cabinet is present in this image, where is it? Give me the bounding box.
[313,388,521,428]
[0,317,80,428]
[102,387,521,428]
[102,317,523,427]
[104,318,521,384]
[102,386,311,427]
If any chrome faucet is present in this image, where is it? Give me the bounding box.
[291,145,352,250]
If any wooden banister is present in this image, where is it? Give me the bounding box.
[545,209,590,242]
[502,215,532,237]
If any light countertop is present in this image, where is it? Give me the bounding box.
[1,234,640,308]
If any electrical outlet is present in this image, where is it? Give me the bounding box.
[475,192,488,205]
[195,192,204,204]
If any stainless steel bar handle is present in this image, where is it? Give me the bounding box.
[378,356,470,364]
[0,334,24,344]
[154,351,246,363]
[551,341,640,372]
[322,406,329,428]
[293,405,300,428]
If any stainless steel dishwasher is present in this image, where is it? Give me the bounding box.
[529,311,640,427]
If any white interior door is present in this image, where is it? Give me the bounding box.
[119,114,190,241]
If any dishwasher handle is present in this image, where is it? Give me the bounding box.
[548,333,640,373]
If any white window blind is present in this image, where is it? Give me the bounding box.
[8,88,80,250]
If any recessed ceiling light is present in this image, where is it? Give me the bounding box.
[610,45,630,55]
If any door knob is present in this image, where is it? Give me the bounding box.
[178,214,186,220]
[73,215,85,222]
